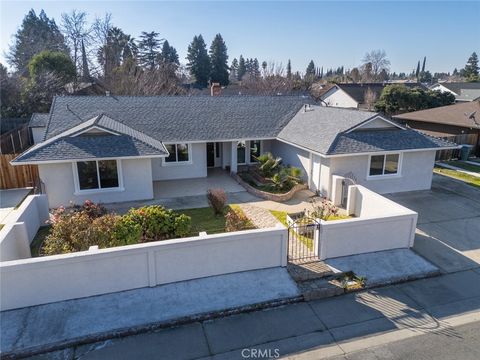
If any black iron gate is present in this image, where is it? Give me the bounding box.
[287,216,320,263]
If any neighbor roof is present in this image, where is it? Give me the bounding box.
[278,105,455,155]
[436,82,480,95]
[455,89,480,102]
[325,83,425,104]
[29,113,49,128]
[393,101,480,129]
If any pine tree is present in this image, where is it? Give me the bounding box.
[138,31,162,70]
[286,59,292,79]
[159,40,179,65]
[464,52,479,80]
[230,58,238,81]
[305,60,315,76]
[209,33,229,85]
[237,55,246,80]
[7,9,69,73]
[186,34,211,87]
[262,60,267,73]
[415,61,421,79]
[80,39,90,81]
[421,56,426,73]
[252,58,260,78]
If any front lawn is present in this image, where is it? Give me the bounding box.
[434,167,480,189]
[444,161,480,173]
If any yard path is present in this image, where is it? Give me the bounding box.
[238,203,281,228]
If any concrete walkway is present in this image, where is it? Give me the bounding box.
[237,203,280,228]
[35,269,480,360]
[437,162,480,177]
[0,268,299,357]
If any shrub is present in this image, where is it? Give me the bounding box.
[49,200,107,225]
[225,207,255,232]
[123,205,191,242]
[310,197,339,220]
[271,166,302,191]
[207,188,227,215]
[255,152,282,178]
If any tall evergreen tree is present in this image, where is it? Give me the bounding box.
[230,58,238,81]
[8,9,69,73]
[464,52,479,80]
[252,58,260,78]
[159,40,179,65]
[208,33,229,85]
[415,61,421,79]
[237,55,246,81]
[286,59,292,79]
[421,56,426,73]
[305,60,315,76]
[186,34,211,87]
[261,60,267,73]
[138,31,162,70]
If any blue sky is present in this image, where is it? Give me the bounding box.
[1,1,479,73]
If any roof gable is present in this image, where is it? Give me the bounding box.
[346,116,404,132]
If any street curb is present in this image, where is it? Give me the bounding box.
[2,295,304,359]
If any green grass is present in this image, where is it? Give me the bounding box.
[0,224,4,231]
[445,161,480,173]
[30,225,51,257]
[434,167,480,189]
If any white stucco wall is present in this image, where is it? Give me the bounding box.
[271,140,310,181]
[38,158,154,208]
[31,127,45,144]
[151,143,207,180]
[320,87,359,108]
[328,150,436,195]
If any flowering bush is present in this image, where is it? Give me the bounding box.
[207,188,227,215]
[310,197,339,220]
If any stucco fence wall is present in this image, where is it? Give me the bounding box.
[0,226,287,311]
[0,194,49,261]
[318,184,417,260]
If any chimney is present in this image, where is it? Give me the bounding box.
[210,83,221,96]
[105,91,110,96]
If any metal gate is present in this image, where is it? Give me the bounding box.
[287,216,320,263]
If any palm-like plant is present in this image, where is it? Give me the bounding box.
[255,152,282,178]
[271,166,302,191]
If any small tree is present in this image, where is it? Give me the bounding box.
[207,188,227,215]
[464,52,479,81]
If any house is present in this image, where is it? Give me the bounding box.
[393,100,480,156]
[430,82,480,102]
[318,83,425,109]
[29,113,49,144]
[12,95,455,208]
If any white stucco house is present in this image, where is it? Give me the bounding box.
[430,82,480,102]
[13,95,455,208]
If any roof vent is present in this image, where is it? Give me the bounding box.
[303,104,313,113]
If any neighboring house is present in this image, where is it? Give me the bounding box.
[12,96,455,208]
[430,82,480,102]
[29,113,49,144]
[394,100,480,156]
[319,83,425,109]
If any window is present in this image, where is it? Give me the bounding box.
[369,153,400,177]
[250,140,261,162]
[164,143,190,163]
[76,160,119,191]
[237,141,246,164]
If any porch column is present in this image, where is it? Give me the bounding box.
[230,141,238,174]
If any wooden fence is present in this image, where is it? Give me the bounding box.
[435,133,479,161]
[0,124,32,154]
[0,154,39,189]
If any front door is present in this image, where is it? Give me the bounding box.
[207,143,215,167]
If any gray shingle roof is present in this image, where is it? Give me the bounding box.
[438,82,480,95]
[29,113,49,128]
[331,83,425,104]
[14,114,168,163]
[278,105,456,155]
[44,95,308,142]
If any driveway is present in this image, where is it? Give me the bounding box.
[386,174,480,274]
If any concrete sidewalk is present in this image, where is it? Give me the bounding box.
[0,267,300,358]
[42,269,480,360]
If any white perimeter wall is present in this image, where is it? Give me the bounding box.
[152,143,207,181]
[0,195,49,261]
[329,150,436,194]
[0,226,287,311]
[318,185,417,260]
[271,140,310,181]
[39,158,154,208]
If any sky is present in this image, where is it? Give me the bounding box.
[1,0,479,74]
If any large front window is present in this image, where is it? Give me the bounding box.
[165,143,190,163]
[369,154,400,177]
[237,141,246,164]
[250,140,261,162]
[77,160,119,190]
